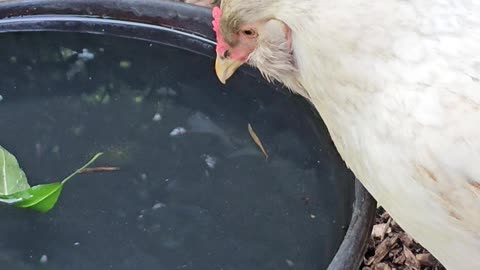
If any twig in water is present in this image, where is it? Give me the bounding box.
[79,167,120,174]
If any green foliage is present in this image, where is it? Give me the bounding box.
[0,147,103,213]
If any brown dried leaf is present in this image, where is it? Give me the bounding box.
[374,263,388,270]
[398,232,414,247]
[416,253,437,267]
[366,256,375,265]
[389,247,402,257]
[367,236,399,265]
[377,263,393,270]
[391,220,398,228]
[361,210,446,270]
[392,249,405,265]
[381,218,393,241]
[403,245,421,270]
[380,211,391,221]
[392,249,406,265]
[372,223,389,239]
[247,123,268,160]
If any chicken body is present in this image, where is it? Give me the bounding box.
[214,1,480,269]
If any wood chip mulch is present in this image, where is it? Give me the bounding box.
[360,208,446,270]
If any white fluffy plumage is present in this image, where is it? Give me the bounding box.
[216,0,480,269]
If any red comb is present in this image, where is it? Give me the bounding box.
[212,7,228,55]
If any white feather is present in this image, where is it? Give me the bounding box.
[271,0,480,269]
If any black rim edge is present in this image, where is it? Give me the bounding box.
[0,0,215,40]
[328,180,376,270]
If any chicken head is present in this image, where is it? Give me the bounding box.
[213,4,307,95]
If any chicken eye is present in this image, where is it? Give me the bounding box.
[223,50,231,58]
[242,29,256,37]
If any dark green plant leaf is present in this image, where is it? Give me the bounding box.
[0,152,103,213]
[0,146,30,195]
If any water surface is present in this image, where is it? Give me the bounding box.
[0,31,354,270]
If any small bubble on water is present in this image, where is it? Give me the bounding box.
[152,113,162,122]
[78,48,95,61]
[152,203,166,210]
[39,255,48,264]
[51,145,60,153]
[0,95,3,102]
[169,127,186,137]
[203,155,217,169]
[73,242,80,246]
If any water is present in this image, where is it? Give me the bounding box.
[0,31,355,270]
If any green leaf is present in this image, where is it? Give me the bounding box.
[0,152,103,213]
[0,183,63,213]
[0,146,30,195]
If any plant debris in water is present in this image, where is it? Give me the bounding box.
[0,146,106,213]
[247,123,268,160]
[79,167,120,174]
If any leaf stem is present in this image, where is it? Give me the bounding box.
[61,153,104,184]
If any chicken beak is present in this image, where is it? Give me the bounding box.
[215,54,244,84]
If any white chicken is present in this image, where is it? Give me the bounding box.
[212,1,480,269]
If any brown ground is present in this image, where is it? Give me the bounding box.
[172,1,449,269]
[360,208,446,270]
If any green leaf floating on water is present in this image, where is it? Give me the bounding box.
[0,145,31,195]
[0,183,63,213]
[0,148,103,213]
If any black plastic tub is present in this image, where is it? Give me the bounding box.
[0,1,376,269]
